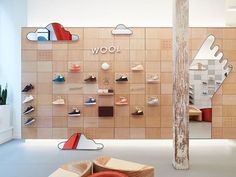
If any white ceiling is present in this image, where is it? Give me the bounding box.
[225,0,236,26]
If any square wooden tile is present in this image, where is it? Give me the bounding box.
[52,117,68,128]
[37,50,53,61]
[37,128,52,139]
[37,61,52,72]
[129,50,145,62]
[115,128,130,139]
[161,128,172,139]
[22,50,37,61]
[130,128,145,139]
[52,128,68,138]
[146,50,161,61]
[95,128,114,139]
[38,73,52,83]
[115,117,130,127]
[22,61,37,73]
[115,50,130,61]
[130,39,145,50]
[68,117,84,128]
[22,128,37,139]
[98,117,115,127]
[84,117,98,127]
[146,128,161,139]
[52,50,68,61]
[53,61,68,72]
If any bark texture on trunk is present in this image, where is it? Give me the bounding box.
[172,0,190,170]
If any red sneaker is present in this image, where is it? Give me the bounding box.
[70,64,80,72]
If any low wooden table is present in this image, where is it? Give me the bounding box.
[189,105,202,121]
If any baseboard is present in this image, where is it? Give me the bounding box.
[0,127,13,144]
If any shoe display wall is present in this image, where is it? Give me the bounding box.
[21,27,235,139]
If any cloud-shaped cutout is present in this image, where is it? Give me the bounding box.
[27,23,79,41]
[58,133,104,150]
[112,24,132,35]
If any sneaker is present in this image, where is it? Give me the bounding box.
[22,84,34,92]
[53,75,65,83]
[98,89,114,95]
[189,90,194,95]
[147,97,159,106]
[116,75,128,81]
[24,117,36,126]
[131,64,144,71]
[132,107,144,116]
[52,98,65,105]
[84,97,96,105]
[116,97,128,105]
[147,75,159,83]
[70,64,81,72]
[22,95,34,103]
[68,108,81,117]
[190,63,207,71]
[23,106,35,114]
[84,75,96,82]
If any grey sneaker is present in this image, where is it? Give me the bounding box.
[147,75,159,83]
[147,97,159,105]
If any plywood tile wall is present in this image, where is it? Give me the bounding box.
[189,28,236,139]
[22,27,236,139]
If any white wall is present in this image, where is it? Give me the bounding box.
[27,0,226,27]
[0,0,27,138]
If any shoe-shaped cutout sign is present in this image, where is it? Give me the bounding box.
[57,133,104,150]
[27,23,79,41]
[189,34,233,115]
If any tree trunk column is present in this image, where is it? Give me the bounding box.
[172,0,190,170]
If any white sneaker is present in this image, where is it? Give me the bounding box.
[53,98,65,105]
[190,63,207,71]
[147,75,159,83]
[22,95,34,103]
[147,97,159,105]
[98,89,114,95]
[131,64,144,71]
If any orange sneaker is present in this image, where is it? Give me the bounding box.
[115,97,128,105]
[70,64,81,72]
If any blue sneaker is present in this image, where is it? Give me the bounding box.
[53,75,65,83]
[24,117,36,126]
[84,97,96,105]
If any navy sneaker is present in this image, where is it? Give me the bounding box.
[53,75,65,83]
[24,117,36,126]
[23,106,34,114]
[22,84,34,92]
[84,97,96,105]
[68,108,81,117]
